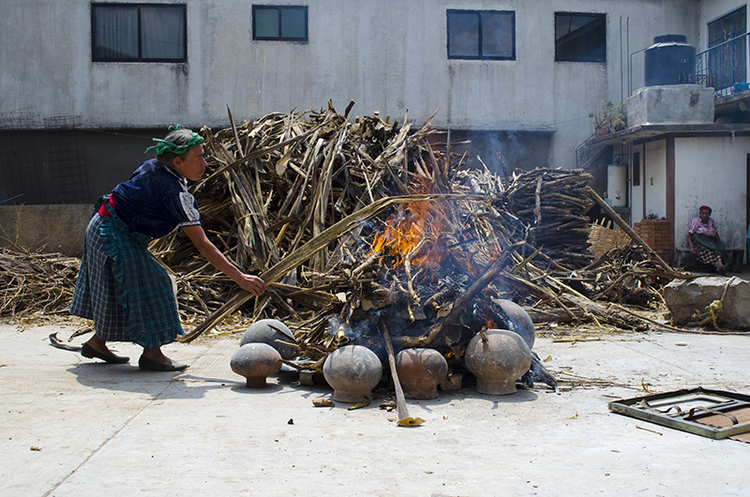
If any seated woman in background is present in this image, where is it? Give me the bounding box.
[687,205,729,275]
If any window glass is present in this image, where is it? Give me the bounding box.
[482,11,514,59]
[555,13,606,62]
[448,12,480,58]
[253,5,307,41]
[447,10,514,60]
[281,8,306,38]
[707,7,747,92]
[141,6,185,59]
[92,4,186,62]
[708,6,746,47]
[93,6,139,60]
[254,7,280,38]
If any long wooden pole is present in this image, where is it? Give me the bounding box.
[379,320,423,427]
[587,186,677,275]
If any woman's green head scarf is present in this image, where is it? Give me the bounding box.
[145,125,205,156]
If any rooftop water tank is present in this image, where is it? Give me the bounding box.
[644,35,696,86]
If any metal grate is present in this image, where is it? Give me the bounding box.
[0,107,41,129]
[48,141,90,203]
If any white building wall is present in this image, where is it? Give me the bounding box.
[644,140,668,219]
[1,0,700,168]
[674,136,749,249]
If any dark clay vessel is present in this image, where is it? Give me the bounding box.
[230,342,282,388]
[464,329,532,395]
[240,318,297,359]
[395,347,448,399]
[322,345,382,403]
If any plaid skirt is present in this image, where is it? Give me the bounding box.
[691,233,727,266]
[694,247,722,266]
[70,201,183,349]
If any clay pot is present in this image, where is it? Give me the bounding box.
[395,348,448,399]
[495,299,535,349]
[240,318,297,359]
[464,329,532,395]
[230,343,282,388]
[322,345,382,403]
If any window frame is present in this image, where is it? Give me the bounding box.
[446,9,516,61]
[554,12,606,63]
[91,3,187,63]
[708,6,746,48]
[706,7,747,92]
[252,5,308,42]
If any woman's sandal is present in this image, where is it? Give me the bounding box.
[138,356,188,372]
[81,342,130,364]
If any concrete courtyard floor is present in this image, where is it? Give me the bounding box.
[1,318,749,497]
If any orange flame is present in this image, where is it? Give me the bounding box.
[371,200,449,270]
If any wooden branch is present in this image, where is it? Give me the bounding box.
[380,320,423,427]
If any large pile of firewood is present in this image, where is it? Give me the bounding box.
[146,102,680,356]
[1,102,682,353]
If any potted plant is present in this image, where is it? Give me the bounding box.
[590,100,627,136]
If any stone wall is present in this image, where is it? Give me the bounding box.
[0,205,91,257]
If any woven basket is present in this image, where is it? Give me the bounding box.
[588,219,631,258]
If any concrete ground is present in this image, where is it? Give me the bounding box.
[1,317,749,497]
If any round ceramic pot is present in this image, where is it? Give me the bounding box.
[322,345,382,403]
[495,299,535,349]
[395,348,448,399]
[230,343,282,388]
[464,329,532,395]
[240,318,297,359]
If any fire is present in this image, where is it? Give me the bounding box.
[444,347,465,360]
[371,200,450,269]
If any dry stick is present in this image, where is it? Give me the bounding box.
[379,320,423,427]
[192,117,333,193]
[534,174,543,227]
[404,238,428,302]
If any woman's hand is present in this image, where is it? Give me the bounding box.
[236,274,267,296]
[182,225,268,296]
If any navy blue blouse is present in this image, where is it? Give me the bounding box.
[112,159,201,239]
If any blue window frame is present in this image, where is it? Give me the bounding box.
[92,3,187,62]
[252,5,308,41]
[709,6,746,48]
[447,9,515,60]
[706,6,747,92]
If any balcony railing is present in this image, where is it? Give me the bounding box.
[696,33,750,98]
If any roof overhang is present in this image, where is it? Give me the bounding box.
[584,123,750,147]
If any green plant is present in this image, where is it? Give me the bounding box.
[589,100,627,133]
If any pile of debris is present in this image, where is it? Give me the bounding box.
[148,103,680,357]
[0,247,79,318]
[1,102,682,359]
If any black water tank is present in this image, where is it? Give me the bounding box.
[644,34,696,86]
